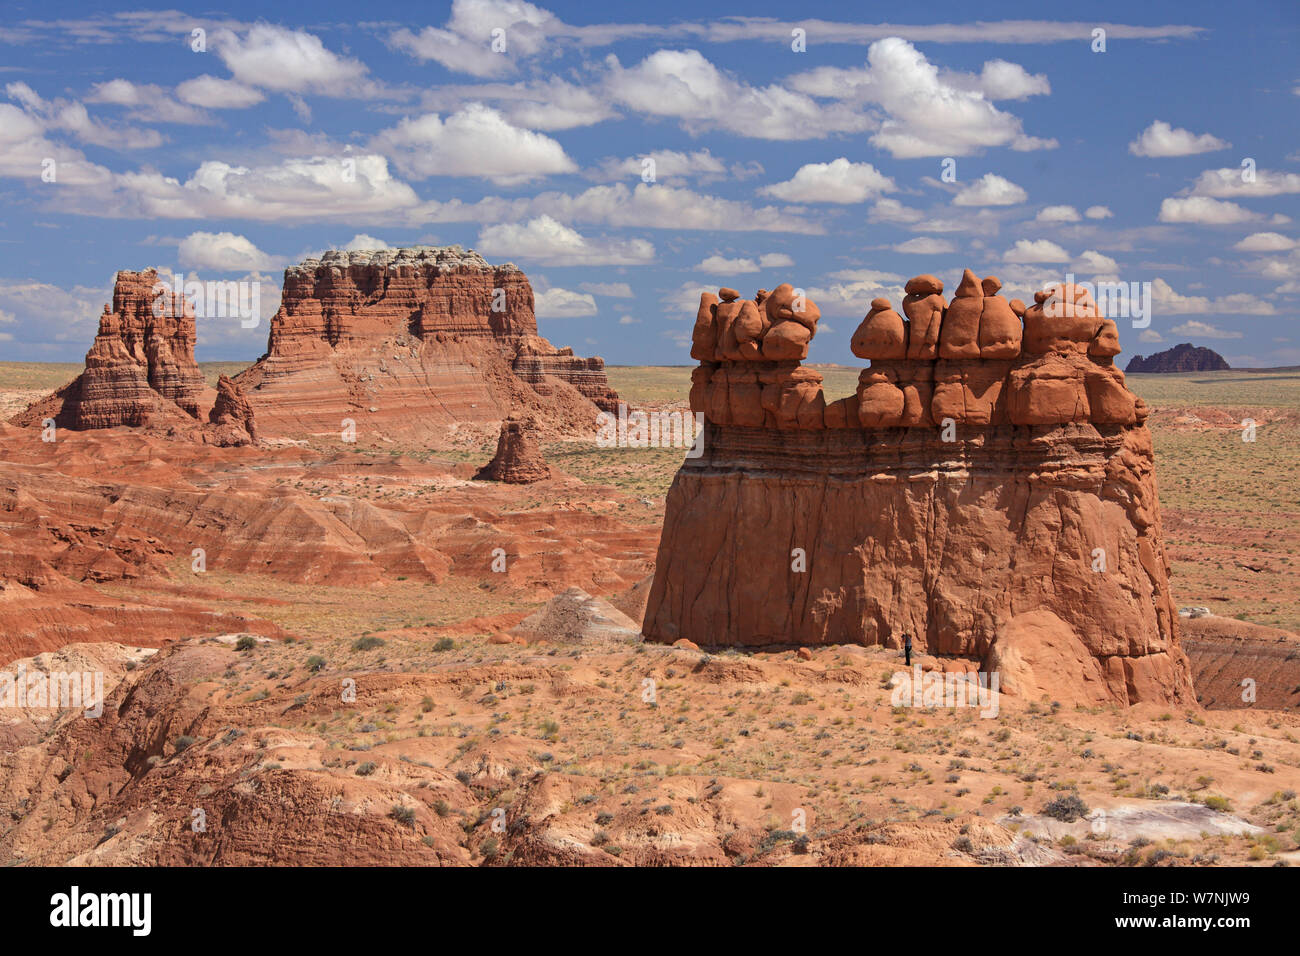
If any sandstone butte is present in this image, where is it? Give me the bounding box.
[232,246,617,441]
[14,269,258,445]
[16,246,619,445]
[644,272,1197,706]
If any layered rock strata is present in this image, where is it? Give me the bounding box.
[645,270,1194,705]
[15,248,618,445]
[18,269,205,429]
[234,246,618,440]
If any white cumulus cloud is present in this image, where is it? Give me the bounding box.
[789,38,1056,157]
[1152,277,1275,315]
[477,215,654,265]
[760,158,895,203]
[953,173,1027,207]
[604,48,873,140]
[893,237,955,254]
[694,255,759,274]
[175,74,265,109]
[1187,167,1300,198]
[178,231,276,271]
[372,104,575,184]
[1036,205,1080,222]
[1158,196,1269,225]
[389,0,556,77]
[1234,232,1296,252]
[535,287,597,318]
[212,24,378,97]
[1129,120,1230,158]
[1167,319,1242,339]
[342,234,392,251]
[1073,249,1119,274]
[1004,239,1069,263]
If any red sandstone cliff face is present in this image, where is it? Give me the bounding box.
[271,245,537,348]
[238,246,618,442]
[17,270,205,429]
[645,270,1194,706]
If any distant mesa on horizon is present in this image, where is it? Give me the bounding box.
[1125,343,1230,374]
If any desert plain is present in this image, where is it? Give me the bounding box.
[0,358,1297,866]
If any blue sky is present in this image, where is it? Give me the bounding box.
[0,0,1297,366]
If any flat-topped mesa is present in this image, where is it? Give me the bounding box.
[1126,342,1230,373]
[647,268,1193,707]
[270,246,537,351]
[15,269,206,430]
[236,245,618,440]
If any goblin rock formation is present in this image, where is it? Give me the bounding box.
[1125,343,1230,373]
[234,246,618,442]
[19,270,206,429]
[475,417,550,483]
[646,269,1195,706]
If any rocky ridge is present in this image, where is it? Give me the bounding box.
[13,248,619,448]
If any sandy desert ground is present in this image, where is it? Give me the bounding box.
[0,363,1297,866]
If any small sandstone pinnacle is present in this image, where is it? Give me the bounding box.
[475,418,550,484]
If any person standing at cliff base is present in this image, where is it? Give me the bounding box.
[903,633,913,667]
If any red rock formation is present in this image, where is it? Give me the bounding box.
[475,418,550,483]
[271,246,534,348]
[511,336,620,412]
[236,246,618,441]
[1180,616,1300,710]
[16,269,204,429]
[208,374,259,445]
[15,248,619,445]
[903,275,945,360]
[938,268,982,360]
[686,282,828,431]
[649,270,1194,706]
[0,419,654,655]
